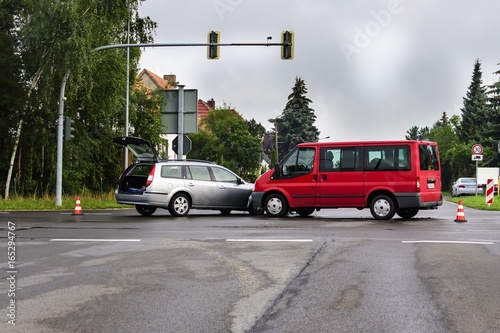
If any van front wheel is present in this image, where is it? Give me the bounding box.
[264,194,288,217]
[370,195,395,220]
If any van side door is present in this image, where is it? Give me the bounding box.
[317,146,364,207]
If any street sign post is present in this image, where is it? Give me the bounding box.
[472,144,483,195]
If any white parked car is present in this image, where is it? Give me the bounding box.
[450,178,483,197]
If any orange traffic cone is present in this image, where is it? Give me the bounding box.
[72,196,84,215]
[454,200,467,222]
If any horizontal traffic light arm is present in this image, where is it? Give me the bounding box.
[95,42,291,51]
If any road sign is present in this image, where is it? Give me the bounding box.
[162,89,198,134]
[472,154,483,161]
[172,135,192,155]
[472,144,483,155]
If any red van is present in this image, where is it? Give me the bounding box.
[252,140,443,220]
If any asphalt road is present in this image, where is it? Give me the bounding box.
[1,201,499,333]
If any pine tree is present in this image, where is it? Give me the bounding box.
[274,77,319,160]
[460,59,489,143]
[480,62,500,165]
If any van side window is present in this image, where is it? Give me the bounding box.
[282,147,315,176]
[320,148,361,171]
[365,146,410,171]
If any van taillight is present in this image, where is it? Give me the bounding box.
[416,177,420,192]
[146,165,155,187]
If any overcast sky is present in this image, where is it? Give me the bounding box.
[137,0,500,141]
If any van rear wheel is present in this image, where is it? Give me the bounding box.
[370,195,395,220]
[264,194,288,217]
[396,208,419,219]
[296,208,315,217]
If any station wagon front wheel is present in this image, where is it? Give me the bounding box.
[264,193,288,217]
[370,194,395,220]
[169,193,191,217]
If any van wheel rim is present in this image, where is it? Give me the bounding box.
[374,199,390,217]
[267,197,283,215]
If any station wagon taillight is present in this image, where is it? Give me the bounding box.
[146,165,155,187]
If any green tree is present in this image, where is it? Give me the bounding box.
[405,126,429,140]
[274,77,319,160]
[459,59,489,143]
[427,114,461,189]
[0,0,27,198]
[189,108,262,180]
[480,63,500,166]
[3,0,158,197]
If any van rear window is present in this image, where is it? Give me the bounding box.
[419,144,439,170]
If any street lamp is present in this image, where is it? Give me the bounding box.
[319,136,330,141]
[272,116,283,162]
[124,18,130,170]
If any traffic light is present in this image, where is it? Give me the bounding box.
[207,31,220,59]
[281,31,294,60]
[64,117,75,141]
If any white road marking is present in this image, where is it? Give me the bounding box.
[226,239,313,242]
[50,239,141,242]
[402,240,493,245]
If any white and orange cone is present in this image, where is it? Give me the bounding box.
[72,196,84,215]
[454,200,467,222]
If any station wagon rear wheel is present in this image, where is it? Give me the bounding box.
[135,205,156,216]
[370,194,395,220]
[169,193,191,217]
[264,193,288,217]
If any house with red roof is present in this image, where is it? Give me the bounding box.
[137,69,213,158]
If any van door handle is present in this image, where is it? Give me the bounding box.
[321,174,327,181]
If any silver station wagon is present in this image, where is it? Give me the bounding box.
[113,137,255,216]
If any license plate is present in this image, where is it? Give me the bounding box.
[427,183,435,189]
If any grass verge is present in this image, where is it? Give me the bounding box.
[447,193,500,210]
[0,193,130,211]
